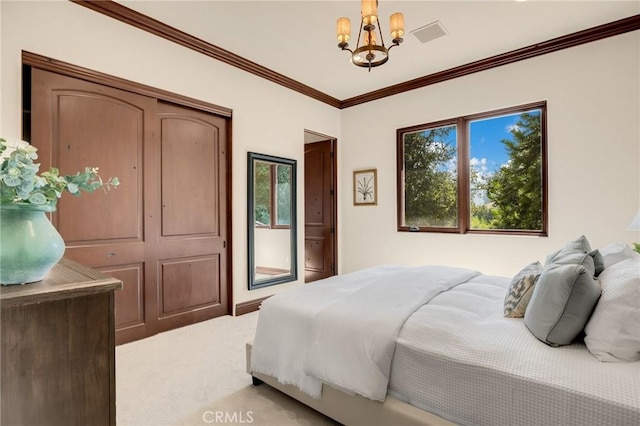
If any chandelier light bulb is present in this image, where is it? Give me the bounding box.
[337,17,351,44]
[364,31,377,46]
[390,13,405,42]
[361,0,378,26]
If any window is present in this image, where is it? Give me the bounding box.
[397,101,547,235]
[254,162,291,228]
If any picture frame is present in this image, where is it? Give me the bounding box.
[353,169,377,206]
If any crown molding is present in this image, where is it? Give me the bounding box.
[71,1,639,110]
[71,0,341,109]
[341,14,640,109]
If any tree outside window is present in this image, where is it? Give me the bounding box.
[397,101,547,235]
[403,123,458,228]
[275,165,291,226]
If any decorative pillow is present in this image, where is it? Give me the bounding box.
[599,242,638,269]
[584,257,640,362]
[544,235,596,276]
[524,263,601,346]
[504,261,543,318]
[544,234,591,261]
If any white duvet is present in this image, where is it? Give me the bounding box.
[250,264,480,401]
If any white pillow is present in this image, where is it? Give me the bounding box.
[599,242,638,269]
[584,256,640,362]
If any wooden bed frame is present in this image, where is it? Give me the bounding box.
[245,343,454,426]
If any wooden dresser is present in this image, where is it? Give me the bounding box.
[1,258,122,425]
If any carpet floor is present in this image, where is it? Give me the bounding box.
[116,311,338,426]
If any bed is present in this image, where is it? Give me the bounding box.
[247,241,640,426]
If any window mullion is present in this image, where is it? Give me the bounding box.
[457,117,470,233]
[270,164,277,227]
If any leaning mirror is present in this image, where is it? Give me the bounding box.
[248,152,297,290]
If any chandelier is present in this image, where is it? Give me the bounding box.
[336,0,404,71]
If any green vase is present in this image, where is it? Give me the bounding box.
[0,203,66,285]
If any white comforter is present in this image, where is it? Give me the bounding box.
[250,265,480,401]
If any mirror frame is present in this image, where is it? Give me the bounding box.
[247,152,298,290]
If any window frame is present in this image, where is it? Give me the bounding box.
[396,101,548,236]
[255,163,291,230]
[272,163,292,229]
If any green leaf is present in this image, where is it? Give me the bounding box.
[28,192,47,205]
[2,175,21,187]
[1,137,119,205]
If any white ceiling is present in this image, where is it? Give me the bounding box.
[120,0,639,100]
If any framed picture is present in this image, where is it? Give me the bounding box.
[353,169,377,206]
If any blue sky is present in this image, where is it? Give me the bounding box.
[469,113,520,173]
[420,110,539,205]
[421,109,541,177]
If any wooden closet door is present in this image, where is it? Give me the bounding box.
[31,69,229,343]
[154,101,228,334]
[32,68,156,343]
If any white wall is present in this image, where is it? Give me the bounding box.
[339,32,640,277]
[0,1,341,310]
[255,228,291,271]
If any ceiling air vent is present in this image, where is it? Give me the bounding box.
[411,21,448,44]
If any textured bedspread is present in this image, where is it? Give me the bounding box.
[388,275,640,426]
[250,265,480,401]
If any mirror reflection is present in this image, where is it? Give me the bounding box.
[248,152,297,289]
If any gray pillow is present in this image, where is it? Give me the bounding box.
[524,263,601,346]
[590,249,605,277]
[504,261,543,318]
[545,235,591,261]
[545,235,596,276]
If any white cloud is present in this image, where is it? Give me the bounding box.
[446,158,457,174]
[500,159,512,169]
[470,157,494,206]
[470,157,489,174]
[470,157,487,167]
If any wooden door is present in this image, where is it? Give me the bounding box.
[32,68,155,343]
[304,140,336,282]
[31,69,229,343]
[154,101,228,334]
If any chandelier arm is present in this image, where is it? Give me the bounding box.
[341,45,354,54]
[356,18,364,51]
[377,19,387,49]
[387,39,403,50]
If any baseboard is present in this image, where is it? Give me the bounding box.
[235,295,271,316]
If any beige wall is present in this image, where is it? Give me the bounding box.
[255,228,291,271]
[0,1,341,311]
[339,32,640,276]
